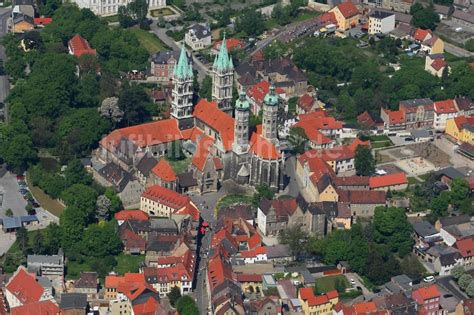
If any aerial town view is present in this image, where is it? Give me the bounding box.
[0,0,473,313]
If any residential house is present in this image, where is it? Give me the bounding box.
[455,238,474,269]
[296,94,319,114]
[455,96,474,116]
[411,129,434,142]
[236,274,263,294]
[114,209,149,226]
[455,298,474,315]
[135,155,158,186]
[425,54,449,78]
[357,111,384,131]
[266,244,294,264]
[381,98,435,131]
[211,38,245,55]
[459,142,474,160]
[143,264,193,297]
[68,34,96,58]
[440,222,474,246]
[330,1,360,31]
[313,138,369,173]
[60,293,88,315]
[10,300,61,315]
[140,185,200,221]
[368,10,395,34]
[445,116,474,144]
[369,172,408,191]
[150,50,181,82]
[421,34,445,55]
[247,296,281,314]
[435,214,471,232]
[338,190,387,217]
[434,99,459,131]
[298,288,339,315]
[185,24,212,51]
[412,285,443,315]
[412,220,441,248]
[12,13,34,33]
[382,0,413,13]
[27,250,64,277]
[5,266,53,309]
[73,272,98,299]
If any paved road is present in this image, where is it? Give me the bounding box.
[437,276,467,301]
[0,172,28,218]
[444,42,474,58]
[0,8,11,122]
[345,272,374,300]
[149,21,208,81]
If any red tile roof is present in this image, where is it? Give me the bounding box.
[10,300,60,315]
[213,157,223,170]
[142,185,189,210]
[207,254,234,292]
[383,109,405,124]
[100,119,182,151]
[293,121,333,146]
[114,209,149,221]
[193,99,234,151]
[299,112,343,130]
[338,190,386,204]
[353,301,377,314]
[357,111,376,129]
[412,284,440,302]
[212,37,245,52]
[120,228,146,251]
[236,274,263,283]
[369,172,407,189]
[453,115,474,131]
[320,11,338,25]
[132,297,160,315]
[413,28,432,42]
[297,94,315,112]
[68,34,96,58]
[298,151,336,188]
[434,99,458,114]
[431,58,447,71]
[33,17,52,26]
[299,287,332,307]
[250,125,281,160]
[247,80,285,106]
[423,34,440,47]
[455,238,474,258]
[151,159,177,182]
[6,267,44,305]
[326,290,339,299]
[240,246,266,258]
[105,273,145,289]
[335,1,359,18]
[334,176,370,187]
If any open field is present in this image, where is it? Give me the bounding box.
[127,28,167,53]
[166,157,191,174]
[314,275,350,293]
[26,173,65,217]
[150,7,175,17]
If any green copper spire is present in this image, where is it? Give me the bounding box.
[264,84,278,106]
[235,89,249,111]
[213,33,233,72]
[174,45,192,80]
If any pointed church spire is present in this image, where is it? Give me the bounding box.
[214,32,233,72]
[174,45,192,80]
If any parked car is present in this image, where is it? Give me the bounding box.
[423,276,435,283]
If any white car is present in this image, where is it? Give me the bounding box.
[423,276,435,283]
[350,278,356,285]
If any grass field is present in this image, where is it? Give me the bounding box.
[103,15,119,23]
[369,135,393,149]
[314,275,350,293]
[150,7,175,17]
[127,28,167,54]
[166,157,191,174]
[115,254,145,274]
[26,173,65,217]
[216,194,253,211]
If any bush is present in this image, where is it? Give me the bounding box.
[465,39,474,52]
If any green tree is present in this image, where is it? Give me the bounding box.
[450,178,469,209]
[288,127,309,154]
[399,254,426,280]
[466,280,474,297]
[410,3,439,30]
[168,286,182,307]
[430,192,449,221]
[252,184,276,206]
[16,227,29,254]
[278,225,308,256]
[373,207,413,256]
[104,188,123,214]
[334,277,346,293]
[451,265,465,280]
[465,39,474,52]
[80,221,123,257]
[235,10,266,36]
[42,223,62,255]
[459,274,472,290]
[175,296,199,315]
[0,134,37,174]
[65,159,92,186]
[5,208,13,217]
[168,140,185,161]
[354,145,375,176]
[118,84,152,126]
[61,184,98,223]
[199,76,212,100]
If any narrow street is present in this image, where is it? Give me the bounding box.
[0,9,12,108]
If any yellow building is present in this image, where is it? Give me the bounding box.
[299,288,339,315]
[446,116,474,144]
[422,35,445,54]
[330,2,359,31]
[237,274,264,294]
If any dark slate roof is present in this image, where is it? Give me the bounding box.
[459,142,474,158]
[439,251,461,266]
[188,24,211,39]
[75,272,98,289]
[412,221,437,237]
[439,214,471,227]
[399,98,433,108]
[60,293,88,310]
[177,171,198,188]
[151,50,179,64]
[411,129,432,139]
[149,218,178,233]
[98,162,131,192]
[452,10,474,23]
[266,244,292,259]
[455,96,473,111]
[435,167,465,180]
[136,155,158,177]
[433,4,451,15]
[370,10,394,19]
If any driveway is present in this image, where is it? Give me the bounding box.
[433,136,472,168]
[0,172,28,218]
[437,276,467,301]
[344,272,374,299]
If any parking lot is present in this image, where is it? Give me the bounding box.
[0,171,28,218]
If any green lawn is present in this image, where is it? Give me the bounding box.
[294,10,321,22]
[115,254,145,274]
[26,172,65,217]
[166,157,191,174]
[102,15,119,23]
[216,194,253,211]
[369,135,393,149]
[408,176,421,185]
[314,275,350,293]
[126,28,167,54]
[369,135,390,142]
[150,7,175,17]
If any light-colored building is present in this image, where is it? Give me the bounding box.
[184,24,212,51]
[368,10,395,34]
[69,0,166,16]
[329,1,360,31]
[425,54,449,78]
[433,99,459,131]
[27,250,64,277]
[140,185,199,220]
[446,116,474,144]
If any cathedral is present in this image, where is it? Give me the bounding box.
[97,37,285,198]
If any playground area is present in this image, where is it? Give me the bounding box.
[395,157,437,177]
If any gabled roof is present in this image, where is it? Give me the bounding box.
[334,1,359,18]
[453,115,474,131]
[193,99,234,151]
[6,266,44,305]
[247,80,284,106]
[412,284,440,301]
[383,108,405,124]
[413,28,432,42]
[338,190,386,204]
[11,300,60,315]
[68,34,96,58]
[33,17,52,25]
[212,37,244,52]
[249,125,281,160]
[431,58,447,71]
[115,210,149,221]
[455,238,474,258]
[142,185,189,210]
[151,159,177,182]
[369,172,407,189]
[434,99,458,114]
[236,274,263,283]
[297,94,315,112]
[353,301,377,314]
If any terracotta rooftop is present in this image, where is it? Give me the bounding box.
[369,172,407,189]
[6,267,44,305]
[335,1,359,18]
[434,99,458,114]
[115,210,149,221]
[151,159,177,182]
[68,34,96,58]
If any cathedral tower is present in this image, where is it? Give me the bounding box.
[171,45,194,130]
[262,84,279,144]
[212,35,234,115]
[233,90,250,154]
